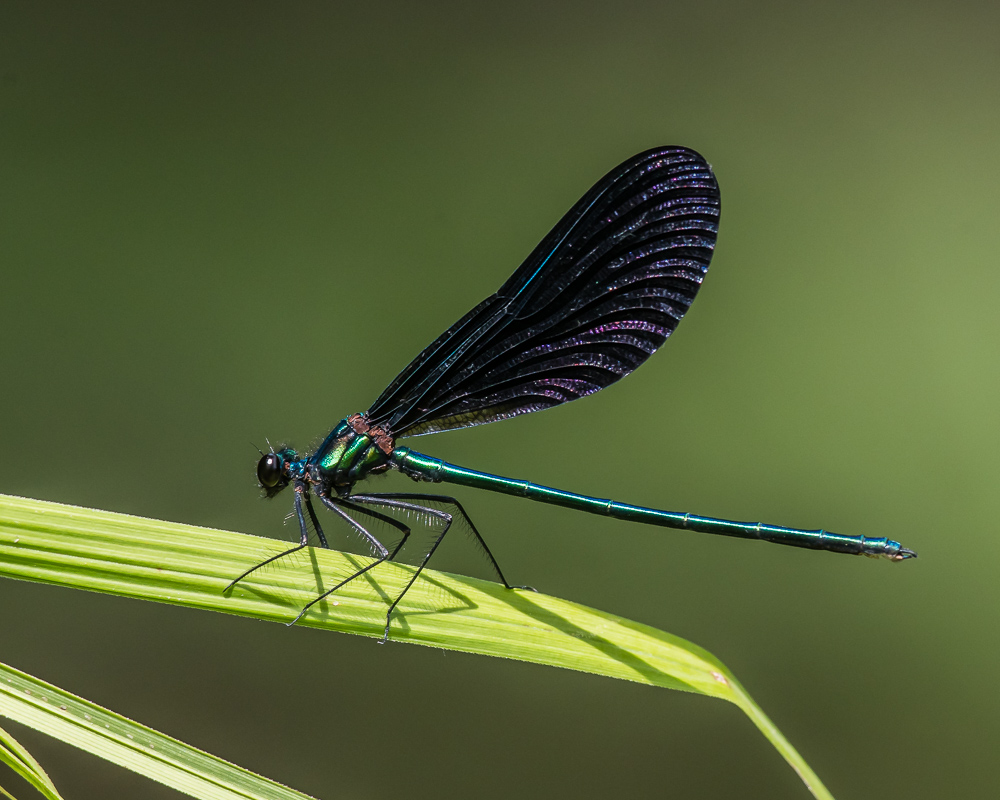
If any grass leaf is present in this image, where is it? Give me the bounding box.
[0,718,64,800]
[0,493,833,799]
[0,661,318,800]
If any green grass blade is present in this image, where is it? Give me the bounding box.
[0,661,318,800]
[0,719,64,800]
[0,493,833,799]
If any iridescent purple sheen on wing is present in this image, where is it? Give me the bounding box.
[367,146,720,437]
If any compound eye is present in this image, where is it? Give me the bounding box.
[257,453,284,488]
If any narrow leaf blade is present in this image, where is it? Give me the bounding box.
[0,662,317,800]
[0,494,832,799]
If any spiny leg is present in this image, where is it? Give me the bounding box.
[351,494,455,641]
[288,495,411,627]
[350,495,451,564]
[348,495,450,561]
[352,493,532,591]
[226,481,315,593]
[333,497,412,561]
[303,493,328,548]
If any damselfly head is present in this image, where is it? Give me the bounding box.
[257,448,296,497]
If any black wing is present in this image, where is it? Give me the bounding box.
[367,146,720,438]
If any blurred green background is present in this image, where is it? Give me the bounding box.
[1,2,997,798]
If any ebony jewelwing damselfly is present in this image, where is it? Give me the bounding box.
[233,145,916,640]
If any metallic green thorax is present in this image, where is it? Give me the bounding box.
[309,415,392,493]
